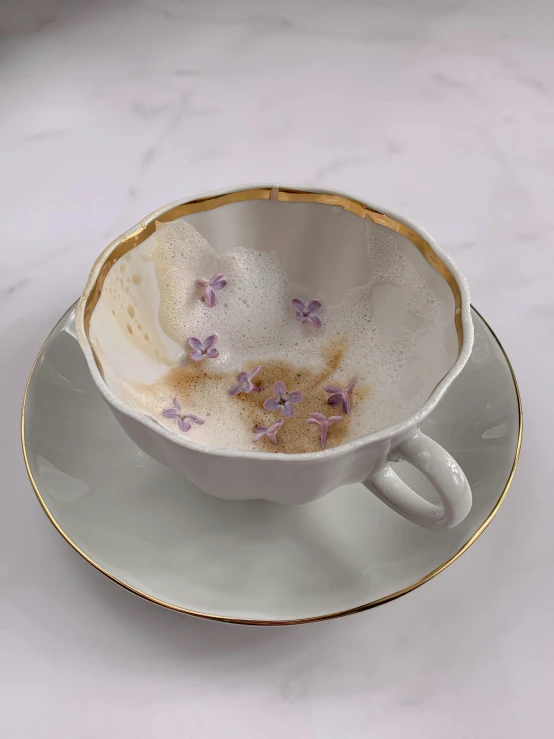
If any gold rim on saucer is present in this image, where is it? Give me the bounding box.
[21,304,522,626]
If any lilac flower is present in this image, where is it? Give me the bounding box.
[229,366,262,396]
[263,381,304,417]
[306,412,343,450]
[188,334,219,362]
[195,272,227,308]
[252,419,285,445]
[162,397,205,433]
[325,379,356,415]
[291,298,322,328]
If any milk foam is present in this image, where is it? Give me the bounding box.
[120,218,451,452]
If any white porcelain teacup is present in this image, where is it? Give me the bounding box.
[76,184,473,529]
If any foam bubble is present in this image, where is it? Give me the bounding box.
[118,218,451,452]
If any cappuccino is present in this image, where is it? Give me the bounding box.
[112,219,450,453]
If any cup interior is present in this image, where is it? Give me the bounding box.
[82,189,463,452]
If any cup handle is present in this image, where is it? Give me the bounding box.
[363,431,472,530]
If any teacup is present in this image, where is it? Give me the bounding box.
[76,184,473,529]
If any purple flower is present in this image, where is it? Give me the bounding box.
[252,419,285,445]
[291,298,322,328]
[325,379,356,415]
[229,366,262,396]
[162,397,205,432]
[263,381,304,417]
[306,412,343,450]
[195,272,227,308]
[188,334,219,362]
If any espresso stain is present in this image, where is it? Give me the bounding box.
[141,337,370,454]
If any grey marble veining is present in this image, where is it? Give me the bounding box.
[2,0,551,736]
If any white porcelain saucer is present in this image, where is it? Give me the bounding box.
[22,304,521,625]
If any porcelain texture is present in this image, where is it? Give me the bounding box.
[76,186,474,529]
[23,304,520,623]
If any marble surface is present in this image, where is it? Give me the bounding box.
[1,0,551,735]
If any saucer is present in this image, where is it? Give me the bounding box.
[22,304,521,625]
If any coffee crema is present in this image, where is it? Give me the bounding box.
[106,218,451,453]
[130,338,373,453]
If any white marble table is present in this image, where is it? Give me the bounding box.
[2,0,551,735]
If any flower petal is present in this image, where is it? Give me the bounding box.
[307,315,321,329]
[186,414,205,425]
[188,337,202,351]
[291,298,306,313]
[195,278,209,287]
[172,396,181,411]
[162,408,179,419]
[328,416,343,425]
[204,334,218,351]
[229,384,245,396]
[248,366,262,380]
[346,379,357,392]
[281,403,295,418]
[267,419,284,444]
[178,418,192,432]
[284,390,303,405]
[320,424,329,449]
[190,350,205,362]
[273,381,287,400]
[263,397,280,412]
[210,273,227,290]
[327,393,343,407]
[342,395,351,415]
[252,430,268,443]
[205,348,219,359]
[325,386,342,394]
[308,412,326,423]
[237,372,249,383]
[204,285,216,308]
[307,299,321,313]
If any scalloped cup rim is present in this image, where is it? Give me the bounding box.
[76,183,474,462]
